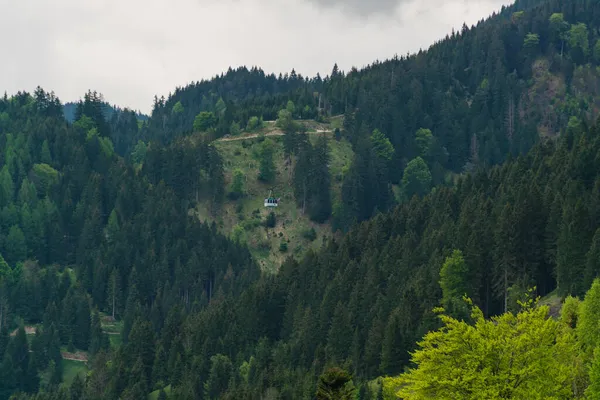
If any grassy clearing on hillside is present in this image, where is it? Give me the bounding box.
[61,359,88,386]
[149,385,172,399]
[101,313,123,349]
[195,120,353,272]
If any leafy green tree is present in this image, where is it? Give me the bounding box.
[524,33,540,52]
[131,140,147,165]
[586,347,600,399]
[316,367,356,400]
[577,279,600,359]
[439,250,470,319]
[560,295,581,329]
[171,101,184,115]
[389,299,581,399]
[276,109,295,132]
[30,163,58,196]
[549,13,569,57]
[568,23,590,63]
[193,111,216,132]
[246,116,262,132]
[371,129,394,161]
[402,157,432,199]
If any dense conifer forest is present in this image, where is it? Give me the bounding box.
[2,0,600,398]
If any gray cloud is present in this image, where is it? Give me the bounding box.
[0,0,511,114]
[304,0,401,16]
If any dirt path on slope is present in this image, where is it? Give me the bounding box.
[218,129,332,142]
[61,351,89,362]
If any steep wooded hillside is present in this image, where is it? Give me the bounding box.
[138,0,600,232]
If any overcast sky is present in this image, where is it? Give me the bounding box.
[1,0,511,114]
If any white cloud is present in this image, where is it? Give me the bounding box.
[0,0,512,114]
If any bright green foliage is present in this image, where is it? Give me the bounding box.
[73,115,95,132]
[524,33,540,50]
[577,279,600,358]
[276,109,295,132]
[316,367,356,400]
[131,140,147,165]
[586,347,600,399]
[439,250,470,318]
[561,295,581,329]
[86,127,99,141]
[390,299,581,399]
[171,101,184,115]
[549,13,569,34]
[30,163,58,195]
[568,23,590,56]
[246,116,262,132]
[402,157,432,199]
[99,136,115,158]
[193,111,216,132]
[371,129,394,161]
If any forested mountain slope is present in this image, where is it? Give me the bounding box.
[0,89,255,399]
[139,0,600,232]
[3,0,600,398]
[13,101,600,399]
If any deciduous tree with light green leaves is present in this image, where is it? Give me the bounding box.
[194,111,216,132]
[439,250,470,319]
[415,128,433,158]
[402,157,432,199]
[371,129,394,161]
[386,296,583,400]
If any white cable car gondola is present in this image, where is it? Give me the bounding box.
[264,190,280,207]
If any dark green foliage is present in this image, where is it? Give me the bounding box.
[8,0,600,398]
[316,367,356,400]
[265,212,276,228]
